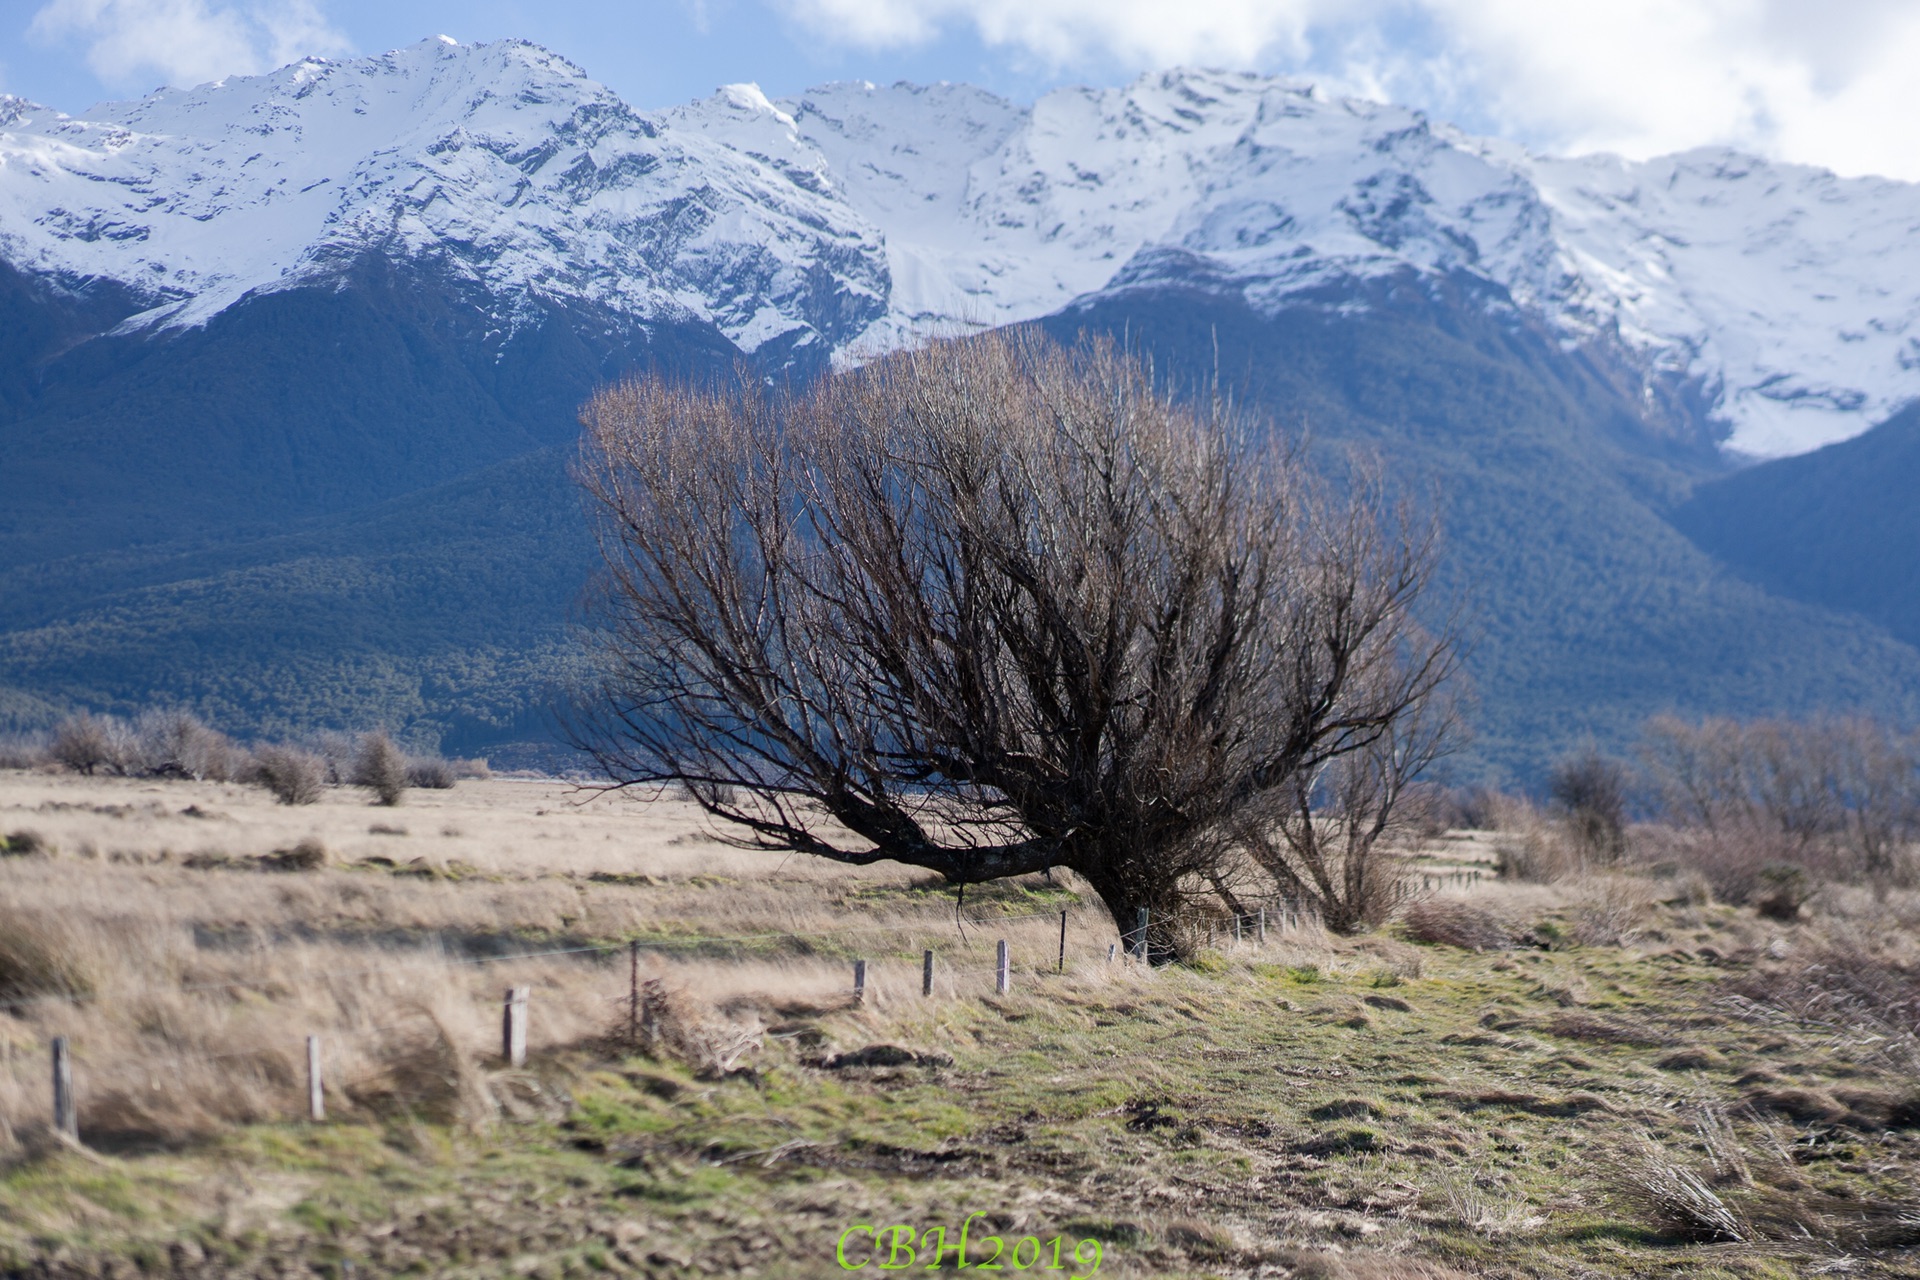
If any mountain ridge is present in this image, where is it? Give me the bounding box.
[4,38,1919,457]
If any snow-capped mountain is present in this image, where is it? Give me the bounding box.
[4,37,1918,457]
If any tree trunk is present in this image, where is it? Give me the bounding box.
[1074,858,1189,965]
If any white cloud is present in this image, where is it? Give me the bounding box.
[29,0,350,93]
[780,0,1920,179]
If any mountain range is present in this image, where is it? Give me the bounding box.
[3,37,1917,781]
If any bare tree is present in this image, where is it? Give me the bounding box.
[1641,715,1750,834]
[573,330,1458,957]
[1641,714,1920,892]
[1239,684,1459,933]
[49,713,137,777]
[1828,718,1920,881]
[133,709,241,782]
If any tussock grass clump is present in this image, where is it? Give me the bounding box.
[1401,899,1512,951]
[0,905,97,1004]
[1729,937,1920,1068]
[1609,1137,1745,1242]
[267,837,329,871]
[348,1009,498,1132]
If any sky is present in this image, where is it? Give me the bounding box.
[4,0,1920,180]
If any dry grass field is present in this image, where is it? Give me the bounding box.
[1,766,1918,1278]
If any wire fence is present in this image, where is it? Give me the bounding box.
[8,900,1296,1141]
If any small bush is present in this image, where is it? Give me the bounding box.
[1548,749,1629,864]
[352,733,410,807]
[1402,899,1513,951]
[251,744,326,805]
[1490,808,1585,882]
[1569,874,1655,946]
[1661,825,1841,910]
[0,734,48,770]
[406,756,457,789]
[1,829,53,858]
[452,756,491,781]
[1754,864,1812,921]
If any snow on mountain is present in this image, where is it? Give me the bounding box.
[0,38,887,352]
[3,41,1917,457]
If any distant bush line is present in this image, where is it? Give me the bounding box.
[0,709,487,806]
[1449,713,1920,919]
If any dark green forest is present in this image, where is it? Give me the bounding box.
[4,260,1917,782]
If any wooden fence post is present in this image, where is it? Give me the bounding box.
[922,950,935,997]
[51,1036,75,1141]
[1058,911,1067,973]
[628,940,640,1046]
[306,1035,325,1122]
[503,987,529,1068]
[1107,943,1117,963]
[1258,907,1267,944]
[1133,907,1150,961]
[852,959,867,1005]
[996,940,1010,995]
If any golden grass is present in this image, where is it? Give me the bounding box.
[0,769,1169,1151]
[11,764,1920,1276]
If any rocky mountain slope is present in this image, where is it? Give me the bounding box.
[4,37,1918,458]
[6,38,1920,775]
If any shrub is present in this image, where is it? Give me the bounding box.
[1548,749,1629,864]
[49,712,137,776]
[452,757,491,781]
[0,734,48,770]
[1660,824,1841,910]
[1754,864,1812,921]
[1,829,53,857]
[1492,824,1583,882]
[352,733,410,806]
[406,756,457,789]
[251,744,326,805]
[1569,874,1655,946]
